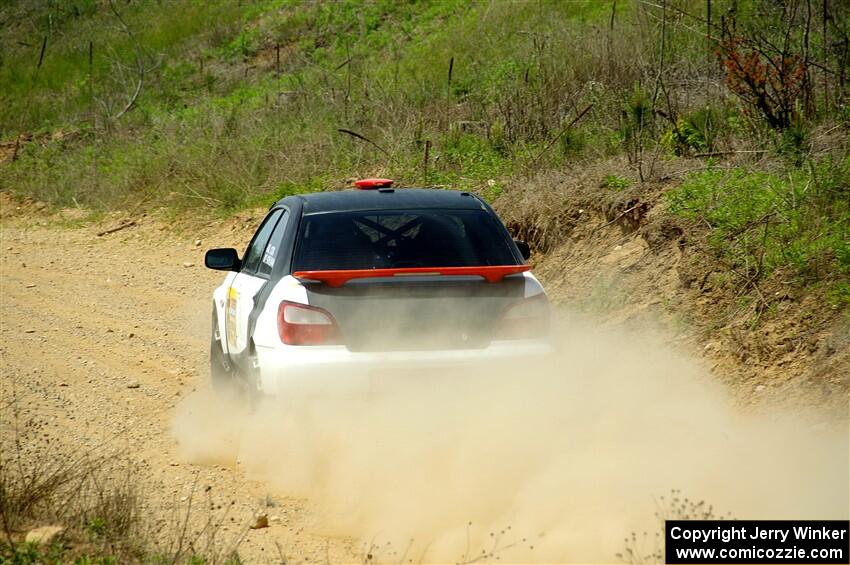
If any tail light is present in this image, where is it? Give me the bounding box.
[496,294,550,340]
[277,301,340,345]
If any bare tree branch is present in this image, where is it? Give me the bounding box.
[337,128,392,159]
[108,0,144,120]
[528,103,594,166]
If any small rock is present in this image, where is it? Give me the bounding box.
[250,514,269,529]
[127,382,140,389]
[25,525,65,545]
[127,332,134,338]
[269,515,281,522]
[25,283,36,288]
[183,262,194,268]
[25,329,36,334]
[754,384,766,392]
[194,239,202,246]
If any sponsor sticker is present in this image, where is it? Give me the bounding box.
[226,286,238,350]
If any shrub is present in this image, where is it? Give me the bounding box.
[668,158,850,285]
[601,174,631,191]
[662,107,719,156]
[715,13,808,131]
[0,446,144,562]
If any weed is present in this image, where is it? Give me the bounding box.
[827,282,850,309]
[0,387,246,564]
[85,517,108,539]
[662,107,719,156]
[601,174,631,191]
[777,106,810,165]
[617,490,730,565]
[668,157,850,287]
[559,126,586,159]
[0,443,145,562]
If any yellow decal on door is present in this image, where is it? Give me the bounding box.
[226,287,238,350]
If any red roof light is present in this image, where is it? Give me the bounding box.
[354,178,394,189]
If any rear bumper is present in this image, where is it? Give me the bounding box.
[254,339,555,396]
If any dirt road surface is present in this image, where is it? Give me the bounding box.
[0,210,358,562]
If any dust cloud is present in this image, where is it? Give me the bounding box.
[172,314,849,562]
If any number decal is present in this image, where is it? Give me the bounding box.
[262,244,277,268]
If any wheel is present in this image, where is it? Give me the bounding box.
[210,307,239,396]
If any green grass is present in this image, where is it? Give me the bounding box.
[0,540,245,565]
[1,541,120,565]
[0,1,248,133]
[601,173,631,191]
[1,0,644,211]
[827,282,850,308]
[667,157,850,286]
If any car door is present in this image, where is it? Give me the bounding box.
[226,208,286,357]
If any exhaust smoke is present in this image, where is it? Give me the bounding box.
[173,314,848,562]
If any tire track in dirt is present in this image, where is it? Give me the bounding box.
[0,217,358,562]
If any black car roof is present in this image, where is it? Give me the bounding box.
[277,188,487,215]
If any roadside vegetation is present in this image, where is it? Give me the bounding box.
[0,447,147,564]
[668,157,850,307]
[1,0,847,334]
[1,1,841,203]
[0,432,243,564]
[0,384,243,564]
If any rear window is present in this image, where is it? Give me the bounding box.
[293,209,518,271]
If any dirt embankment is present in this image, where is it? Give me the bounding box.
[495,156,850,413]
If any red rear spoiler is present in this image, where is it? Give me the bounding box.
[292,265,530,288]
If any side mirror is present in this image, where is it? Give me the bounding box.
[205,248,241,271]
[514,239,531,260]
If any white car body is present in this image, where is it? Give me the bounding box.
[212,271,551,396]
[206,184,553,397]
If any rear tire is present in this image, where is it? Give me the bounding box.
[210,308,239,396]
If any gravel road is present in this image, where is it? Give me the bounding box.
[0,212,358,562]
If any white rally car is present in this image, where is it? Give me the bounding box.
[205,179,552,398]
